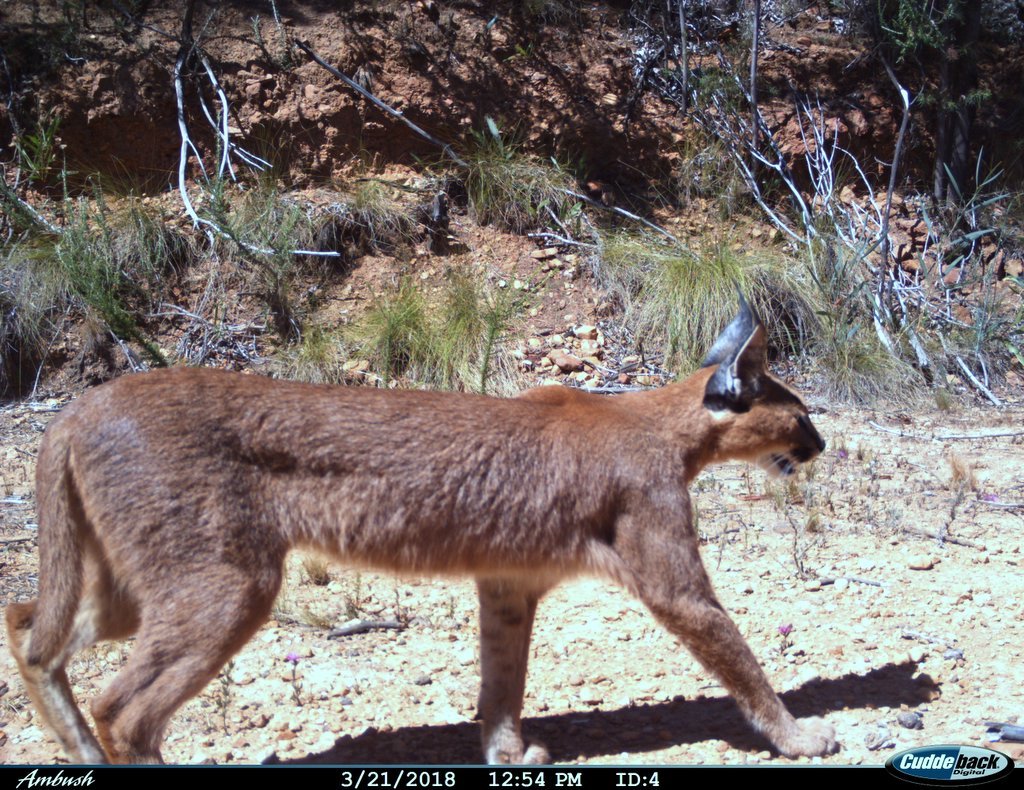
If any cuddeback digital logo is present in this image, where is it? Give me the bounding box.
[886,745,1015,785]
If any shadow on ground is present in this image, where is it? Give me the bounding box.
[270,661,931,764]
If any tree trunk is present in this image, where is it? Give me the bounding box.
[932,1,982,206]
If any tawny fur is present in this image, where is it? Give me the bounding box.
[6,314,837,764]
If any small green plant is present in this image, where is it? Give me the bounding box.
[13,114,62,188]
[463,117,574,233]
[214,660,235,732]
[343,572,364,620]
[0,193,177,381]
[298,605,334,630]
[285,652,303,706]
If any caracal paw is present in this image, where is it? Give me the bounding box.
[777,717,838,757]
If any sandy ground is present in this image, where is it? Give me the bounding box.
[1,390,1022,767]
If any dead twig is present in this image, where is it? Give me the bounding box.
[818,576,884,588]
[527,232,596,248]
[561,189,680,244]
[955,356,1002,406]
[868,421,1023,441]
[900,629,955,647]
[936,430,1024,440]
[296,40,468,169]
[326,619,404,638]
[0,537,33,545]
[905,527,983,550]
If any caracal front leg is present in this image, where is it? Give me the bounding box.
[616,498,837,758]
[475,577,550,764]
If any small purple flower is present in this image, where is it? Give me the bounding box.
[778,624,793,637]
[981,493,999,503]
[286,652,300,664]
[836,449,848,460]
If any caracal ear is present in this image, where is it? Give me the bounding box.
[702,292,767,413]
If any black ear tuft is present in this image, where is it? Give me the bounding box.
[701,290,762,369]
[703,292,767,412]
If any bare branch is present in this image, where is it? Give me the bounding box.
[954,356,1002,406]
[296,40,468,169]
[562,189,680,244]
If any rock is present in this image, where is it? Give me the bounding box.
[531,247,559,260]
[548,350,584,373]
[804,579,822,591]
[573,325,598,340]
[413,674,432,686]
[579,688,603,705]
[865,725,895,751]
[897,711,924,730]
[909,556,935,571]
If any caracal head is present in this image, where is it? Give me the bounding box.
[701,293,825,477]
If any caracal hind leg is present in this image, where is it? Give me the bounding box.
[476,577,550,764]
[90,570,280,764]
[618,507,837,757]
[5,580,139,764]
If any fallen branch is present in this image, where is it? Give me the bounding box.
[562,189,680,244]
[905,527,984,550]
[296,39,468,169]
[955,356,1002,406]
[0,176,62,235]
[526,232,596,248]
[900,629,955,647]
[0,537,33,545]
[936,430,1024,440]
[326,619,404,638]
[868,421,1023,442]
[867,420,921,439]
[818,575,883,588]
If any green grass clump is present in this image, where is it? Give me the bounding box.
[347,270,520,394]
[350,179,417,251]
[597,232,817,372]
[208,182,319,338]
[0,193,186,398]
[805,241,925,403]
[464,119,574,233]
[274,323,349,385]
